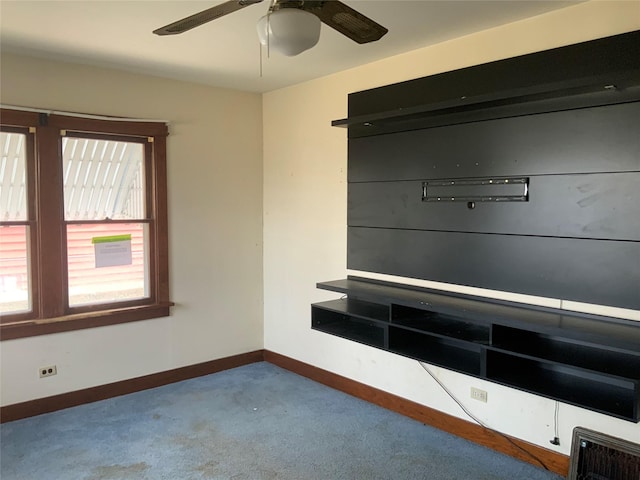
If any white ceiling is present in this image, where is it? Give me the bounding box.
[0,0,582,93]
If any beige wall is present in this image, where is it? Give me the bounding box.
[263,0,640,454]
[0,54,264,405]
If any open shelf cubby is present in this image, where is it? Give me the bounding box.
[312,277,640,422]
[312,299,388,349]
[491,324,640,378]
[389,326,482,376]
[391,304,490,344]
[486,350,639,421]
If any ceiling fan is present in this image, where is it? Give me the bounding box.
[153,0,388,56]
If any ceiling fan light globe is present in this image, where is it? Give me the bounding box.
[256,9,321,56]
[256,14,270,46]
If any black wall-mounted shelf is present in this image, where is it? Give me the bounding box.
[335,31,640,138]
[312,277,640,422]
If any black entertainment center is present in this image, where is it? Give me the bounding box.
[313,31,640,422]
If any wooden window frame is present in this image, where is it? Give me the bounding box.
[0,109,172,340]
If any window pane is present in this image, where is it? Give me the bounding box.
[67,223,148,307]
[62,138,145,221]
[0,132,28,221]
[0,225,31,314]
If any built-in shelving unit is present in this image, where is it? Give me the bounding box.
[317,31,640,423]
[312,277,640,422]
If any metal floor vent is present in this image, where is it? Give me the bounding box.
[568,427,640,480]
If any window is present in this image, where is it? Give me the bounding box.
[0,127,34,317]
[0,109,171,339]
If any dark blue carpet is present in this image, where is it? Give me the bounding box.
[1,362,563,479]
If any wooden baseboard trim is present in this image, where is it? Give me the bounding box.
[1,349,265,423]
[264,350,569,477]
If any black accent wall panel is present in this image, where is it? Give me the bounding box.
[347,227,640,310]
[341,32,640,311]
[348,172,640,241]
[348,102,640,182]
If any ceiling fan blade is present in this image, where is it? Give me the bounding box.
[153,0,264,36]
[306,1,388,44]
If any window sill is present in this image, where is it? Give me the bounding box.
[0,303,174,340]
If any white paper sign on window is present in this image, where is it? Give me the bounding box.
[92,234,132,268]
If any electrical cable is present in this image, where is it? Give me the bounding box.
[418,361,551,471]
[555,401,559,439]
[550,400,560,446]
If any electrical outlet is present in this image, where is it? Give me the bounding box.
[39,365,57,378]
[471,387,488,403]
